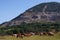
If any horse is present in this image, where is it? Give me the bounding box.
[24,33,32,37]
[12,34,17,37]
[12,33,24,38]
[47,32,54,36]
[17,33,24,38]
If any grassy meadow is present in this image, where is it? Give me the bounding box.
[0,32,60,40]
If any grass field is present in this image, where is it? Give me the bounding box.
[0,32,60,40]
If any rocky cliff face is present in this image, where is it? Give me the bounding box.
[1,2,60,27]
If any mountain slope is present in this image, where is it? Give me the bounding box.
[1,2,60,27]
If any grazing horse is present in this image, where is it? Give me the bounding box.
[12,33,24,38]
[30,32,35,35]
[24,33,32,37]
[35,32,40,35]
[43,32,47,35]
[12,34,17,37]
[40,32,44,36]
[47,32,54,36]
[17,33,24,38]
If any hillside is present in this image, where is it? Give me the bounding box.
[1,2,60,27]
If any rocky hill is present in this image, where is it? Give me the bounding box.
[1,2,60,27]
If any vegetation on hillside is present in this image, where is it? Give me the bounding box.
[0,22,60,35]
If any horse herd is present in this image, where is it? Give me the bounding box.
[12,31,55,38]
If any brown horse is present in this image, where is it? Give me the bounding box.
[12,33,24,38]
[43,32,47,35]
[24,33,32,37]
[47,32,54,36]
[17,33,24,38]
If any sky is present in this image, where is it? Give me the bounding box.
[0,0,60,24]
